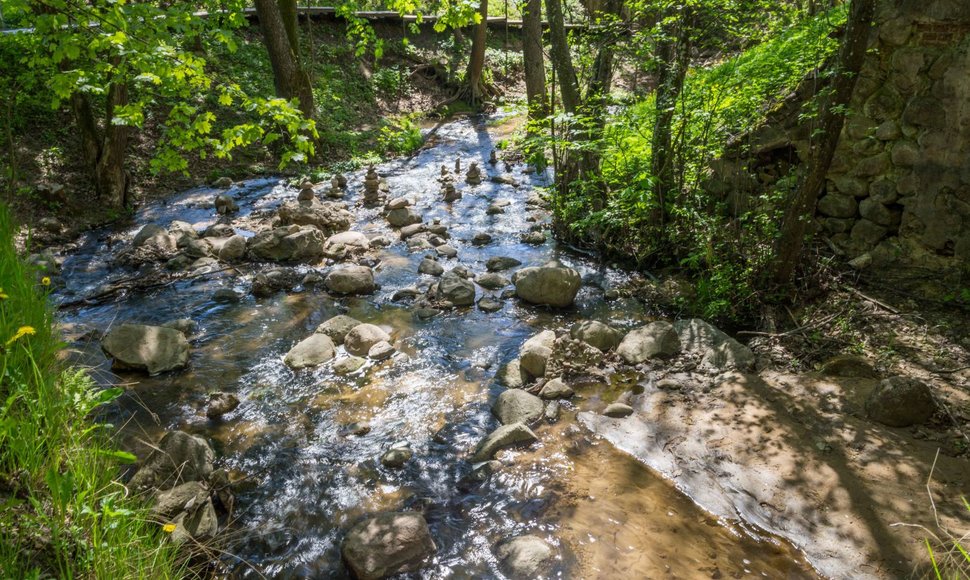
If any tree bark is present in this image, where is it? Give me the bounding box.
[278,0,300,56]
[94,82,130,208]
[253,0,315,119]
[465,0,490,105]
[521,0,547,120]
[544,0,580,114]
[772,0,875,286]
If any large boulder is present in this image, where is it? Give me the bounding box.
[152,481,209,520]
[324,231,370,259]
[284,334,336,369]
[519,330,556,380]
[277,199,353,236]
[437,269,476,306]
[471,423,538,462]
[513,264,581,308]
[493,389,544,425]
[569,320,621,352]
[128,430,215,491]
[325,265,376,295]
[344,324,392,357]
[218,234,247,262]
[133,224,175,251]
[248,226,326,262]
[496,535,555,579]
[865,376,937,427]
[386,207,422,228]
[316,315,362,345]
[102,324,190,375]
[617,322,681,364]
[341,512,436,580]
[674,318,754,371]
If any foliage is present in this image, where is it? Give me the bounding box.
[378,113,425,154]
[0,204,185,577]
[549,6,845,321]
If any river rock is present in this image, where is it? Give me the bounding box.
[437,270,476,306]
[570,320,621,352]
[520,330,556,380]
[472,232,492,246]
[513,263,582,308]
[457,460,501,492]
[133,224,175,250]
[381,447,413,469]
[546,336,604,377]
[251,268,301,297]
[213,288,242,303]
[325,265,376,295]
[102,324,190,375]
[341,512,436,580]
[486,256,522,272]
[203,223,234,238]
[284,334,336,369]
[128,430,215,491]
[865,376,936,427]
[162,318,196,336]
[498,359,527,389]
[218,234,247,262]
[214,193,238,214]
[471,423,538,462]
[476,272,510,290]
[520,231,546,245]
[478,297,503,313]
[419,257,444,276]
[206,392,240,419]
[316,315,362,345]
[152,480,209,520]
[212,176,233,188]
[496,535,555,579]
[324,231,370,259]
[248,226,326,262]
[334,356,366,374]
[277,200,352,236]
[617,322,681,364]
[368,340,396,360]
[493,389,544,425]
[387,207,422,228]
[701,340,755,372]
[603,402,634,418]
[344,324,391,357]
[539,378,573,400]
[386,197,410,211]
[674,318,753,371]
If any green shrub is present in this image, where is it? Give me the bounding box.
[377,113,424,155]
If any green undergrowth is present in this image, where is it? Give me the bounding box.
[555,7,846,322]
[0,204,185,578]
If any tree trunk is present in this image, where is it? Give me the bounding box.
[521,0,547,120]
[544,0,580,114]
[465,0,490,105]
[650,9,690,227]
[95,82,130,208]
[772,0,875,286]
[254,0,315,119]
[278,0,300,56]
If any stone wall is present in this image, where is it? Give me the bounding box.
[711,0,970,282]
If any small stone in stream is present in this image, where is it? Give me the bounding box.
[539,378,574,399]
[466,162,482,185]
[387,207,422,227]
[297,186,315,202]
[166,254,193,271]
[427,234,447,247]
[219,235,247,262]
[656,378,682,390]
[344,324,392,357]
[206,392,240,419]
[162,318,196,337]
[316,315,362,345]
[544,401,560,422]
[284,334,336,369]
[129,430,214,490]
[368,235,392,247]
[486,204,505,215]
[457,460,501,491]
[498,359,527,389]
[419,257,445,276]
[341,512,436,580]
[520,231,545,245]
[519,330,556,380]
[213,288,242,303]
[489,149,498,164]
[472,232,492,246]
[214,193,239,214]
[363,165,381,205]
[334,356,366,374]
[496,535,555,579]
[386,197,409,210]
[455,157,461,173]
[442,182,461,202]
[302,271,325,286]
[203,223,234,238]
[493,389,544,425]
[327,176,343,199]
[471,423,538,462]
[486,256,522,272]
[152,480,209,520]
[414,307,441,320]
[381,447,413,469]
[604,288,620,301]
[335,173,347,188]
[603,402,634,418]
[512,263,582,308]
[478,297,503,313]
[477,272,510,290]
[436,244,458,258]
[865,376,937,427]
[392,288,421,302]
[368,340,396,361]
[341,422,371,437]
[213,176,233,188]
[102,324,191,376]
[570,320,622,352]
[437,270,476,306]
[400,223,425,239]
[407,237,435,252]
[325,265,376,295]
[452,265,472,278]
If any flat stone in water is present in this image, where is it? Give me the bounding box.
[603,402,634,418]
[478,297,503,313]
[381,447,413,468]
[486,256,522,272]
[471,423,538,462]
[334,356,366,374]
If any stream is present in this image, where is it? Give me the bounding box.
[54,114,819,578]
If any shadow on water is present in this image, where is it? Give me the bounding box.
[55,113,819,578]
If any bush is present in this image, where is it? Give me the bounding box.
[377,113,424,155]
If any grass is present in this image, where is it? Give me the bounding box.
[0,203,186,578]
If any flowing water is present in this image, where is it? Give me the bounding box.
[54,114,819,578]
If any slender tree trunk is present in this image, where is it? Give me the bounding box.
[650,9,690,227]
[94,82,130,208]
[70,93,101,173]
[772,0,875,286]
[580,0,621,209]
[254,0,315,119]
[521,0,547,120]
[278,0,300,55]
[465,0,490,105]
[544,0,580,114]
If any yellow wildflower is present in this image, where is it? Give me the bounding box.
[162,523,177,533]
[5,326,36,347]
[41,277,51,287]
[0,288,7,300]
